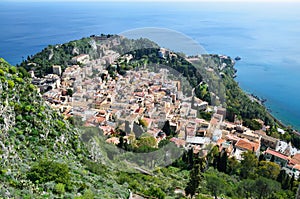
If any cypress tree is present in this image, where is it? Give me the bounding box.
[162,120,171,136]
[277,169,286,187]
[187,148,194,169]
[218,150,228,173]
[290,174,295,190]
[185,158,205,197]
[182,151,188,164]
[259,154,265,162]
[217,152,221,171]
[282,174,291,190]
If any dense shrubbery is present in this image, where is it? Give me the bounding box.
[27,159,70,185]
[177,147,298,199]
[18,37,94,77]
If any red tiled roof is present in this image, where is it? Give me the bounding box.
[235,138,260,152]
[290,153,300,165]
[170,138,186,147]
[294,164,300,171]
[217,139,226,146]
[265,148,289,161]
[210,118,219,126]
[95,116,106,123]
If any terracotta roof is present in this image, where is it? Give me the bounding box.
[106,137,120,145]
[293,164,300,171]
[100,125,112,135]
[95,116,106,123]
[170,137,186,147]
[235,138,260,152]
[265,148,289,161]
[134,92,144,97]
[98,110,106,115]
[217,139,226,146]
[290,153,300,165]
[210,118,219,126]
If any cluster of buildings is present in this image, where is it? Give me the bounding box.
[30,45,300,179]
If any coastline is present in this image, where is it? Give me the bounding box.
[242,82,295,131]
[244,85,298,131]
[234,64,292,131]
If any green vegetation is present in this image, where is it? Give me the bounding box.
[0,58,130,198]
[179,149,297,199]
[243,118,263,130]
[19,35,159,78]
[27,159,71,185]
[2,34,300,198]
[185,158,205,197]
[198,110,212,121]
[19,37,94,77]
[0,57,191,198]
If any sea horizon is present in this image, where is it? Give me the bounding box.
[1,1,300,130]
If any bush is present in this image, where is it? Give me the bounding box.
[7,80,15,88]
[9,66,17,74]
[27,159,70,185]
[243,119,262,130]
[146,186,166,199]
[75,189,95,199]
[15,77,24,84]
[55,183,65,194]
[29,84,35,91]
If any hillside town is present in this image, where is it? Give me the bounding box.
[30,48,300,181]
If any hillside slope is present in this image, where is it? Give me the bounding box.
[0,57,192,199]
[0,58,131,198]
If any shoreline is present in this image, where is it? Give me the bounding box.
[234,64,295,131]
[240,78,296,131]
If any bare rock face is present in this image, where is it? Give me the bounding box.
[72,47,80,55]
[89,39,97,51]
[48,49,54,60]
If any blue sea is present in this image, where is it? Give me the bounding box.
[0,1,300,130]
